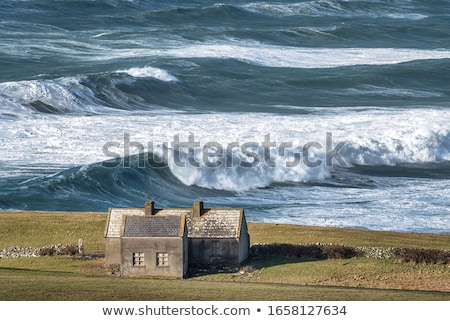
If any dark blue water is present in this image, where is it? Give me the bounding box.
[1,0,449,233]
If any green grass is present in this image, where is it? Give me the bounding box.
[0,211,106,252]
[2,211,449,250]
[248,222,450,249]
[1,256,449,301]
[196,257,450,293]
[0,211,449,301]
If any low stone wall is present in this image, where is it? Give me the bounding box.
[354,246,396,260]
[0,244,79,259]
[250,243,450,264]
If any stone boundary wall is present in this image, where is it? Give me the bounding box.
[3,242,449,265]
[0,244,79,259]
[250,243,450,264]
[250,243,397,260]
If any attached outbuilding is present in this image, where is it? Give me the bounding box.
[188,200,249,269]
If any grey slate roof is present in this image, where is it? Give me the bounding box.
[147,208,243,238]
[106,206,244,239]
[123,215,184,238]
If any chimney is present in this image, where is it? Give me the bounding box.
[193,200,204,218]
[144,200,155,215]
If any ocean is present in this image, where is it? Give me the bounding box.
[1,0,449,233]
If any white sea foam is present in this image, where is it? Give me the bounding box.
[1,108,449,189]
[91,32,113,38]
[166,147,331,192]
[257,178,450,233]
[164,113,450,191]
[0,77,101,115]
[242,1,428,20]
[2,98,449,233]
[103,44,450,68]
[85,41,450,68]
[163,45,450,68]
[118,66,178,82]
[344,85,443,98]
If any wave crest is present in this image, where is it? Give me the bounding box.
[343,127,450,166]
[117,66,178,81]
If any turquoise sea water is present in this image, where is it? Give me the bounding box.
[1,0,449,232]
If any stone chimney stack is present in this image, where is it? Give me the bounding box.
[144,200,155,215]
[193,200,204,218]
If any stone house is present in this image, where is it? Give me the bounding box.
[121,215,188,278]
[104,200,250,278]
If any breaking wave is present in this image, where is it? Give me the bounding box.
[0,67,179,115]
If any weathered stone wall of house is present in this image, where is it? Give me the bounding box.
[105,237,121,266]
[121,236,187,278]
[189,238,240,268]
[239,221,250,264]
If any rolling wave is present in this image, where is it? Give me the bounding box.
[2,58,449,118]
[0,154,233,211]
[0,67,180,115]
[1,144,449,212]
[1,0,449,232]
[242,0,429,20]
[162,44,450,68]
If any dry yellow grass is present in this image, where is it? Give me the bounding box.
[0,211,107,252]
[2,211,449,250]
[247,222,450,249]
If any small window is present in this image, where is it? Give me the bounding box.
[156,252,169,267]
[133,252,145,266]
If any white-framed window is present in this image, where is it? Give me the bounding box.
[156,252,169,267]
[133,252,145,266]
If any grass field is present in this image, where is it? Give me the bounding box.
[0,211,449,301]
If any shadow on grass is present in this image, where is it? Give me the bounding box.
[247,255,323,270]
[251,243,359,260]
[187,244,332,277]
[237,246,330,276]
[188,242,450,277]
[0,266,80,276]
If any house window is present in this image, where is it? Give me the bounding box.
[212,240,221,256]
[133,252,145,266]
[156,252,169,267]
